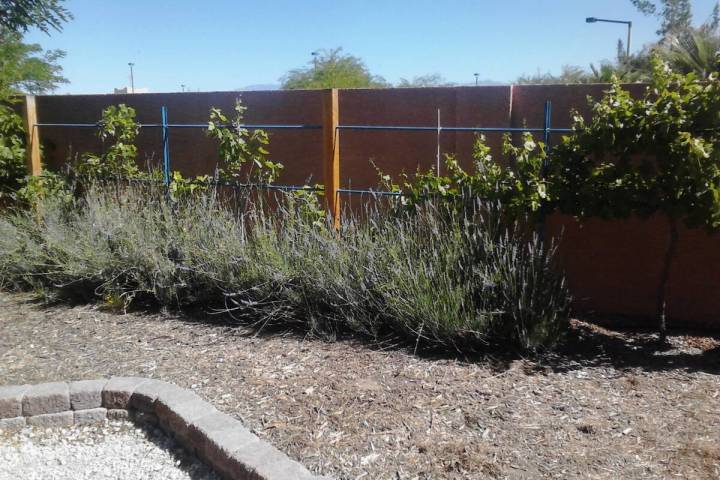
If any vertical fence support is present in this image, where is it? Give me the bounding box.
[436,108,441,175]
[322,89,340,229]
[161,106,171,186]
[542,99,552,182]
[542,100,552,153]
[538,99,553,243]
[22,95,42,176]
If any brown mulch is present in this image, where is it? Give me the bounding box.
[1,291,719,479]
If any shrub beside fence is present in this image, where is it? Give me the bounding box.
[14,84,720,330]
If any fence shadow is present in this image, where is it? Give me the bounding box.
[533,320,720,375]
[11,293,720,376]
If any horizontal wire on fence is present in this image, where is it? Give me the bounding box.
[33,123,100,128]
[34,172,495,198]
[38,173,324,193]
[33,123,323,130]
[336,125,573,133]
[33,123,575,133]
[41,172,497,200]
[337,188,403,197]
[164,124,322,130]
[211,182,322,192]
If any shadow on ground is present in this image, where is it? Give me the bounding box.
[13,292,720,376]
[537,320,720,375]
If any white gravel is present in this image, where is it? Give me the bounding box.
[0,421,220,480]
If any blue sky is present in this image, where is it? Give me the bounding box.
[24,0,720,94]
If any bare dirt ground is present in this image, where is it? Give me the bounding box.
[1,291,718,479]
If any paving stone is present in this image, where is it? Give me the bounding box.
[0,416,26,432]
[22,382,69,416]
[155,390,217,449]
[102,377,149,409]
[107,409,130,421]
[187,411,251,459]
[153,383,201,409]
[0,384,30,419]
[130,379,175,413]
[69,379,107,410]
[26,411,73,428]
[197,423,263,479]
[188,412,320,480]
[228,439,320,480]
[73,407,107,425]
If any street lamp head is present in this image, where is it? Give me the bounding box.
[586,17,598,23]
[128,62,134,67]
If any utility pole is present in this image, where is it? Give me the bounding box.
[128,62,135,93]
[586,17,632,58]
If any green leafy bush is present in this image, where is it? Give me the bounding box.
[551,56,720,337]
[167,171,211,200]
[77,104,141,178]
[207,99,283,184]
[16,170,72,206]
[382,133,549,220]
[551,57,720,229]
[0,104,26,201]
[0,185,570,353]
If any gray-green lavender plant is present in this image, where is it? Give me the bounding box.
[0,184,570,352]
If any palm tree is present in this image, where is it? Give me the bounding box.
[660,29,720,78]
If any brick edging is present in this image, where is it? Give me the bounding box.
[0,377,329,480]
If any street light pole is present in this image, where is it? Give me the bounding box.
[474,73,479,86]
[128,62,135,93]
[586,17,632,58]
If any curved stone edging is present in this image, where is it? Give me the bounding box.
[0,377,329,480]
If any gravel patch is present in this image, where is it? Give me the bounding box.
[0,420,220,480]
[1,291,719,479]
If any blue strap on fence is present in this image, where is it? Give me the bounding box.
[161,106,171,186]
[542,100,552,175]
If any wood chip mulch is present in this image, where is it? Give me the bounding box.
[1,291,719,479]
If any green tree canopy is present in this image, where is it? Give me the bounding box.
[280,48,388,89]
[396,73,455,88]
[0,0,70,200]
[516,58,652,85]
[0,0,71,34]
[0,30,67,96]
[631,0,693,37]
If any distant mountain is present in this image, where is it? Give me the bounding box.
[237,84,281,91]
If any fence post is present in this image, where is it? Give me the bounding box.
[161,106,171,186]
[22,95,42,176]
[322,89,340,228]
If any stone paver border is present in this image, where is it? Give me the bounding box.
[0,377,328,480]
